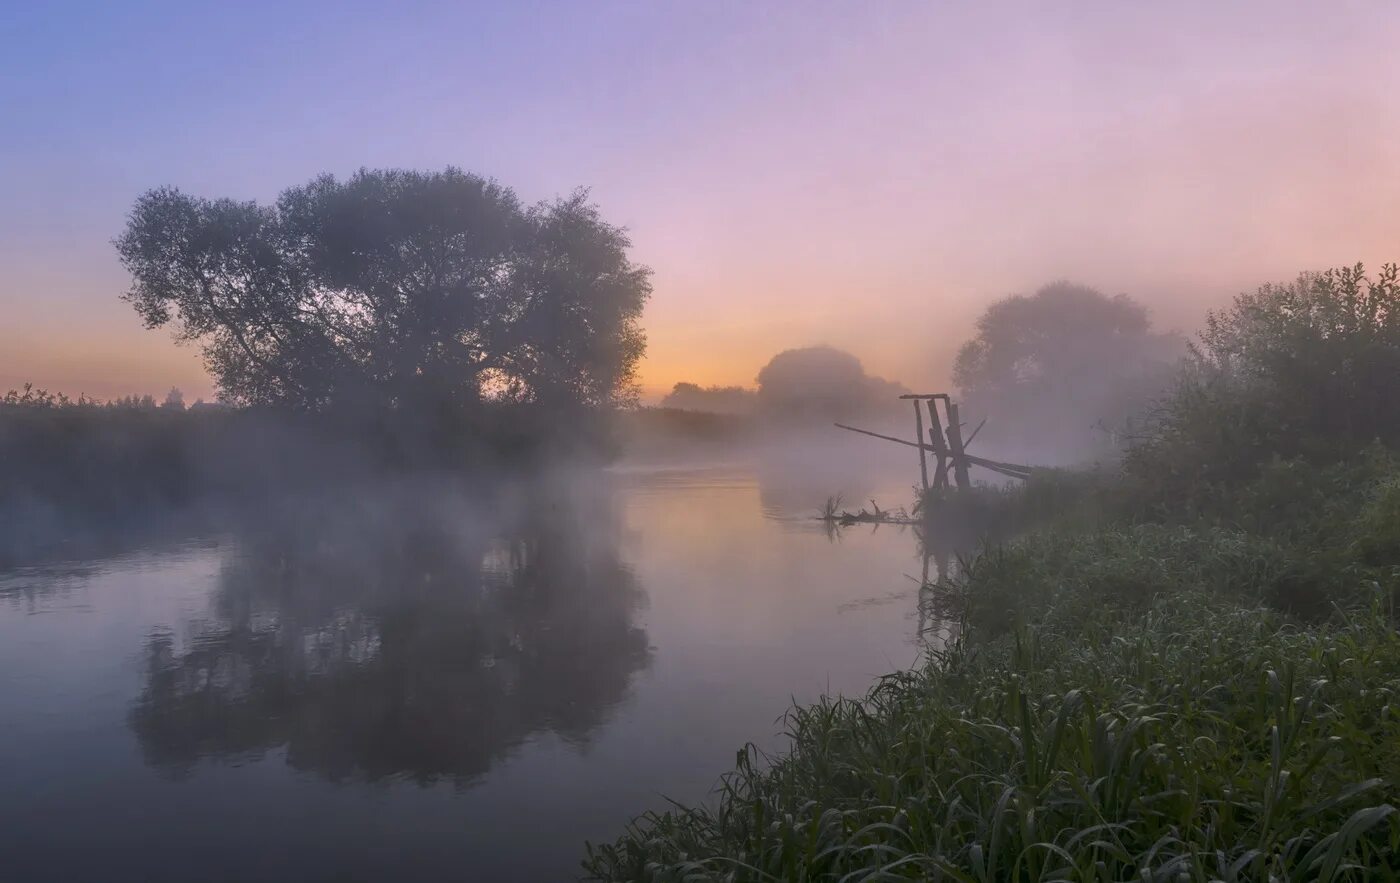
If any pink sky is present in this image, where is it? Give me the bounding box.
[3,2,1397,402]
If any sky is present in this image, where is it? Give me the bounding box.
[3,1,1398,402]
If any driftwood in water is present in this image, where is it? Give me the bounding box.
[816,496,915,525]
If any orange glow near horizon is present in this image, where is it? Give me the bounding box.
[3,4,1399,404]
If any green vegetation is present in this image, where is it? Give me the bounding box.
[4,168,654,559]
[0,381,611,566]
[586,594,1399,881]
[117,168,650,416]
[583,265,1400,880]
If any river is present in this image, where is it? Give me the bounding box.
[0,446,951,882]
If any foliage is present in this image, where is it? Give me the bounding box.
[584,592,1400,880]
[115,168,650,419]
[0,385,602,566]
[917,467,1119,544]
[659,382,758,415]
[1128,264,1400,498]
[755,346,908,421]
[953,282,1183,463]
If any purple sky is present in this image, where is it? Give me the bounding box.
[3,1,1397,400]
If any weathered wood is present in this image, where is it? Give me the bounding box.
[832,422,1034,481]
[911,400,929,492]
[964,456,1031,479]
[965,453,1033,476]
[833,423,941,451]
[963,417,987,450]
[945,402,972,490]
[924,399,949,489]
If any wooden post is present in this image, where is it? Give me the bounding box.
[911,400,929,492]
[925,399,950,489]
[945,402,972,490]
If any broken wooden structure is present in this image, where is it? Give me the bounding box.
[835,394,1034,492]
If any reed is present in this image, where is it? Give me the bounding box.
[584,589,1400,880]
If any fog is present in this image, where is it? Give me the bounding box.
[4,4,1400,880]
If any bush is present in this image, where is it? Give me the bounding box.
[1129,264,1400,500]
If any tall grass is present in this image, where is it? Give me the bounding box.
[584,592,1400,880]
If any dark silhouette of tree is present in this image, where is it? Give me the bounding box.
[755,346,908,421]
[659,382,757,415]
[115,168,650,417]
[953,282,1183,461]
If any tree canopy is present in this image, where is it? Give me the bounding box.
[1129,263,1400,490]
[756,346,908,420]
[953,282,1183,461]
[659,383,757,415]
[116,168,650,416]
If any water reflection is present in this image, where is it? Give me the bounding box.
[130,478,651,786]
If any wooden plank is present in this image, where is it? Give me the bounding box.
[833,422,928,449]
[963,417,987,450]
[945,402,972,490]
[924,398,949,489]
[964,457,1031,479]
[911,400,929,492]
[965,453,1034,476]
[832,422,1035,481]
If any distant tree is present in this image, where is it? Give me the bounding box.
[115,168,650,418]
[659,382,757,415]
[110,394,158,410]
[161,387,185,410]
[2,383,71,409]
[953,282,1183,460]
[755,346,908,420]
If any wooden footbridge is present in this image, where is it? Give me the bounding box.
[835,394,1034,492]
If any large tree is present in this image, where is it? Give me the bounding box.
[755,345,908,420]
[115,168,650,415]
[953,282,1182,460]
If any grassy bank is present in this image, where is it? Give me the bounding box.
[583,463,1400,881]
[586,596,1398,880]
[582,265,1400,880]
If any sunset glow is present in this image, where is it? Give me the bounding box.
[4,2,1398,400]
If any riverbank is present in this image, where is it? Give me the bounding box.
[0,390,619,565]
[583,451,1400,880]
[585,265,1400,880]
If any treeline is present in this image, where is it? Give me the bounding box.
[659,345,909,421]
[0,383,598,564]
[584,263,1400,880]
[657,284,1188,463]
[1,168,650,551]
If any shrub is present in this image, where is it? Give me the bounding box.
[1129,264,1400,500]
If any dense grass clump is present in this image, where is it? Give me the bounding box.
[584,593,1399,881]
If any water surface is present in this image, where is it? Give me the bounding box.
[0,451,947,882]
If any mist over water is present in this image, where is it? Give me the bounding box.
[0,441,945,882]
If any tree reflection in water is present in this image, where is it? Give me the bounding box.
[130,477,651,786]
